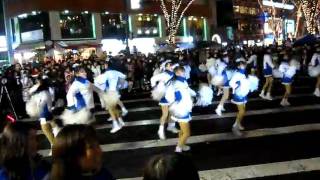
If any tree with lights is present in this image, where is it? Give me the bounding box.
[291,0,320,35]
[157,0,196,44]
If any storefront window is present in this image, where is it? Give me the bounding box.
[134,14,159,37]
[101,13,126,39]
[18,12,50,42]
[187,16,204,40]
[60,11,94,39]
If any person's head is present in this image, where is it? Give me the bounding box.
[143,153,200,180]
[74,66,87,78]
[51,125,102,180]
[0,122,38,179]
[236,59,247,70]
[174,66,185,77]
[164,61,173,71]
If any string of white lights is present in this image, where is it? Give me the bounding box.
[158,0,196,44]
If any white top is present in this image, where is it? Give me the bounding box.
[263,54,275,69]
[247,55,257,67]
[94,70,126,91]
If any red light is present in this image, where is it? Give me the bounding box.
[6,114,16,123]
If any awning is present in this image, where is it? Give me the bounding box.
[13,42,45,52]
[55,41,102,49]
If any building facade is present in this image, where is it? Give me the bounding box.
[2,0,216,63]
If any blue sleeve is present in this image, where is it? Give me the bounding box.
[174,91,182,102]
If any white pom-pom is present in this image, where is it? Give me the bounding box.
[290,59,301,70]
[117,79,128,90]
[226,70,235,80]
[308,66,320,77]
[211,75,224,86]
[169,100,193,118]
[285,66,296,78]
[195,85,213,107]
[248,75,259,92]
[60,109,92,125]
[151,82,166,101]
[273,69,283,78]
[102,91,120,108]
[26,95,41,117]
[236,79,250,97]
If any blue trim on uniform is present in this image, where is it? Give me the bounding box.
[75,92,86,110]
[175,76,187,83]
[238,68,246,74]
[264,64,273,76]
[232,94,248,103]
[175,112,191,120]
[105,79,109,91]
[222,70,230,87]
[315,59,319,67]
[40,105,52,120]
[159,96,169,104]
[75,77,88,84]
[282,76,293,84]
[165,70,174,76]
[174,91,182,102]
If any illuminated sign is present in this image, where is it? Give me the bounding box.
[262,0,294,10]
[131,0,141,9]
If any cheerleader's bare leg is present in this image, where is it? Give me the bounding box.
[216,87,229,116]
[158,105,169,140]
[281,84,291,106]
[262,77,273,100]
[175,122,191,153]
[109,105,123,133]
[232,104,246,135]
[40,118,55,145]
[314,76,320,97]
[118,100,128,116]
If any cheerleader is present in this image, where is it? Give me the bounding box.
[260,49,275,100]
[165,66,196,152]
[64,66,100,125]
[94,63,127,133]
[308,48,320,97]
[247,51,258,75]
[26,76,55,145]
[279,55,297,106]
[230,60,259,135]
[151,60,179,140]
[212,53,232,116]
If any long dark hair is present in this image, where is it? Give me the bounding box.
[0,122,34,180]
[51,125,99,180]
[143,153,200,180]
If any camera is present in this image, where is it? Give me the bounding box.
[1,78,7,85]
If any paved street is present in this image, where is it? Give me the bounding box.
[25,76,320,179]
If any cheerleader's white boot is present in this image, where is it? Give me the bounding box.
[167,122,179,134]
[314,88,320,97]
[215,105,223,116]
[110,120,122,133]
[158,125,166,140]
[265,92,273,101]
[259,90,265,99]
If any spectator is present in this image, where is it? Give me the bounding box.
[51,125,114,180]
[143,153,200,180]
[0,122,50,180]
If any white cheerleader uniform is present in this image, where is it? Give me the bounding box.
[94,69,126,110]
[229,69,250,105]
[150,70,174,106]
[210,59,232,87]
[165,76,196,123]
[308,53,320,77]
[279,62,296,85]
[26,86,53,122]
[263,54,275,77]
[247,54,258,71]
[67,77,96,111]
